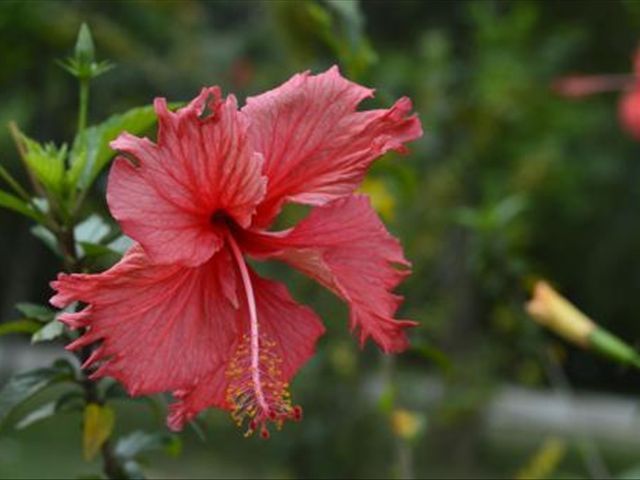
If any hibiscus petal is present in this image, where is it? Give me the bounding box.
[50,244,241,396]
[242,66,422,226]
[108,87,266,267]
[166,269,325,434]
[239,195,416,353]
[51,244,324,435]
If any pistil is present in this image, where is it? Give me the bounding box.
[227,233,270,416]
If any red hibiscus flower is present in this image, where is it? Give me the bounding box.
[50,66,422,438]
[553,47,640,139]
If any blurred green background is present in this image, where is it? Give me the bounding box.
[3,0,640,478]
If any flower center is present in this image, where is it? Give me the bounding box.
[225,234,301,438]
[210,209,231,227]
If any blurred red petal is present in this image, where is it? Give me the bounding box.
[619,88,640,140]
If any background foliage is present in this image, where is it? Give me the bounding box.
[2,0,640,478]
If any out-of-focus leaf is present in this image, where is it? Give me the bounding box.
[115,431,182,460]
[14,401,56,430]
[492,195,527,227]
[69,105,158,191]
[15,302,55,322]
[325,0,377,76]
[83,403,115,461]
[75,214,111,244]
[121,460,145,480]
[75,214,113,258]
[0,319,41,336]
[273,0,375,78]
[13,391,83,430]
[30,225,62,257]
[103,382,164,421]
[0,190,44,223]
[55,391,85,413]
[412,342,452,373]
[377,385,396,414]
[103,380,128,401]
[79,242,118,258]
[360,177,396,221]
[0,362,75,426]
[618,464,640,479]
[108,235,133,255]
[514,437,566,480]
[31,318,64,343]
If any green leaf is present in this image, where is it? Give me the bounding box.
[30,225,63,257]
[0,190,43,223]
[15,302,55,322]
[14,127,67,199]
[31,319,65,343]
[0,319,42,336]
[75,214,111,244]
[83,403,115,461]
[79,241,118,259]
[14,391,84,430]
[14,401,56,430]
[108,235,133,255]
[121,460,145,480]
[75,214,112,258]
[55,391,85,413]
[115,431,182,460]
[69,105,158,192]
[0,362,75,426]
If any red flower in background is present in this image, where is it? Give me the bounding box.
[553,48,640,139]
[50,67,422,438]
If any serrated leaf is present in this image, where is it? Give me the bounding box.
[0,319,42,336]
[69,105,158,191]
[0,363,75,426]
[115,431,182,460]
[83,403,115,461]
[0,190,43,223]
[15,303,55,322]
[14,127,67,198]
[31,319,64,343]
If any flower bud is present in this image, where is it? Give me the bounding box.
[526,281,595,348]
[527,281,640,368]
[75,23,95,65]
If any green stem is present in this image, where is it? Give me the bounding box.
[588,328,640,369]
[77,78,90,135]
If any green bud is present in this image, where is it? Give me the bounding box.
[58,23,113,81]
[75,23,95,64]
